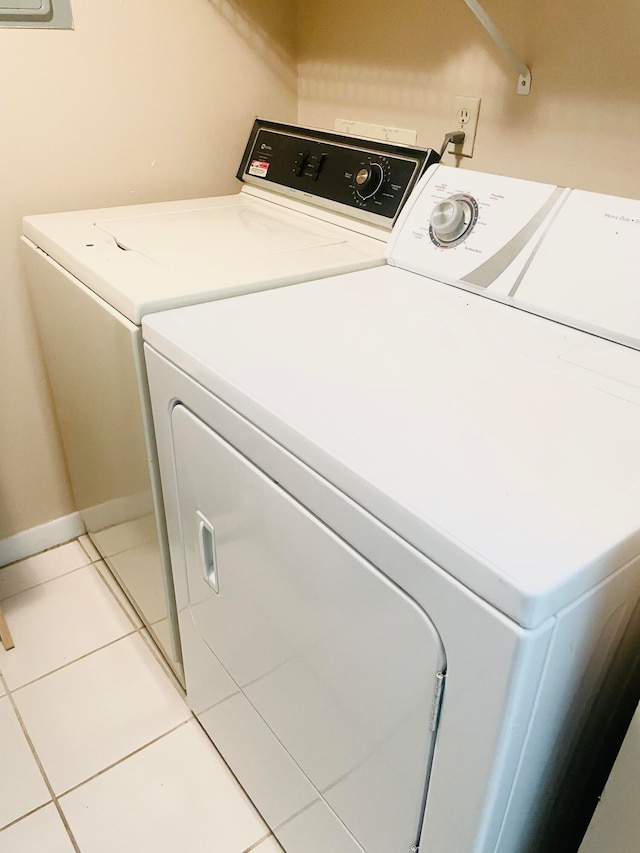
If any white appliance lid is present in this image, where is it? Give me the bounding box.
[94,201,345,269]
[143,267,640,629]
[22,193,386,324]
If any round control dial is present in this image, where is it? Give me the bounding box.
[354,160,385,201]
[429,193,479,247]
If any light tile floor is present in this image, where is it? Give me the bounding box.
[0,538,283,853]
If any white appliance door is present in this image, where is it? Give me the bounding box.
[171,404,446,853]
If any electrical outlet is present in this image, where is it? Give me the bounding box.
[450,96,481,157]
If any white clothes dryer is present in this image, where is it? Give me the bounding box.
[143,164,640,852]
[21,120,437,682]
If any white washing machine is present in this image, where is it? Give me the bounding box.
[143,164,640,852]
[21,120,437,682]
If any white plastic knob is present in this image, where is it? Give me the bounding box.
[430,199,467,242]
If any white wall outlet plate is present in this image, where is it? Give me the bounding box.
[450,97,481,157]
[335,119,418,146]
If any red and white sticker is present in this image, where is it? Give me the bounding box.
[248,159,270,178]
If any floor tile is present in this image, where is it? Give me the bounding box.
[78,534,101,563]
[0,566,134,689]
[14,633,190,794]
[60,720,269,853]
[0,696,50,829]
[0,542,90,601]
[0,804,76,853]
[93,559,143,628]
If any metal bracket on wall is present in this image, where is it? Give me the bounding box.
[462,0,531,95]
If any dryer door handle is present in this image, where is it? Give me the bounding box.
[197,511,219,594]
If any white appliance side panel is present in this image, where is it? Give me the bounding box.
[171,403,446,853]
[495,557,640,851]
[22,240,183,677]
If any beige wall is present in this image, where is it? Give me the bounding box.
[298,0,640,197]
[0,0,297,540]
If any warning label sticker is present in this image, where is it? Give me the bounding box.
[248,159,270,178]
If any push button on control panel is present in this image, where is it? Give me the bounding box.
[303,153,325,181]
[293,150,309,177]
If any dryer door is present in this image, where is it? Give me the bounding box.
[172,404,446,853]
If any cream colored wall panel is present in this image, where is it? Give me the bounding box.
[297,0,640,197]
[0,0,297,540]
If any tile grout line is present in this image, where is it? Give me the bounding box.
[243,832,285,852]
[55,718,194,799]
[1,538,276,852]
[0,561,93,605]
[0,802,52,833]
[0,540,191,849]
[77,536,99,564]
[89,553,187,697]
[76,539,186,696]
[76,538,185,687]
[1,683,82,852]
[91,557,146,631]
[0,540,83,572]
[3,686,193,844]
[49,802,83,853]
[138,626,186,698]
[5,629,138,693]
[187,714,282,852]
[0,542,137,848]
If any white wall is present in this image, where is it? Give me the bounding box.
[298,0,640,196]
[0,0,297,541]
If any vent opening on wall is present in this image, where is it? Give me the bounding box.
[0,0,72,28]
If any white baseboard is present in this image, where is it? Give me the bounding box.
[0,513,86,568]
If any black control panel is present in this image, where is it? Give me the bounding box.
[237,119,440,228]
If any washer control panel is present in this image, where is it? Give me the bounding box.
[389,164,640,348]
[237,119,439,228]
[389,166,564,286]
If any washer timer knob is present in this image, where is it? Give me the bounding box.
[429,194,479,247]
[355,162,384,200]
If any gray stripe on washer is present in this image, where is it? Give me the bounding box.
[507,189,572,297]
[461,186,567,290]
